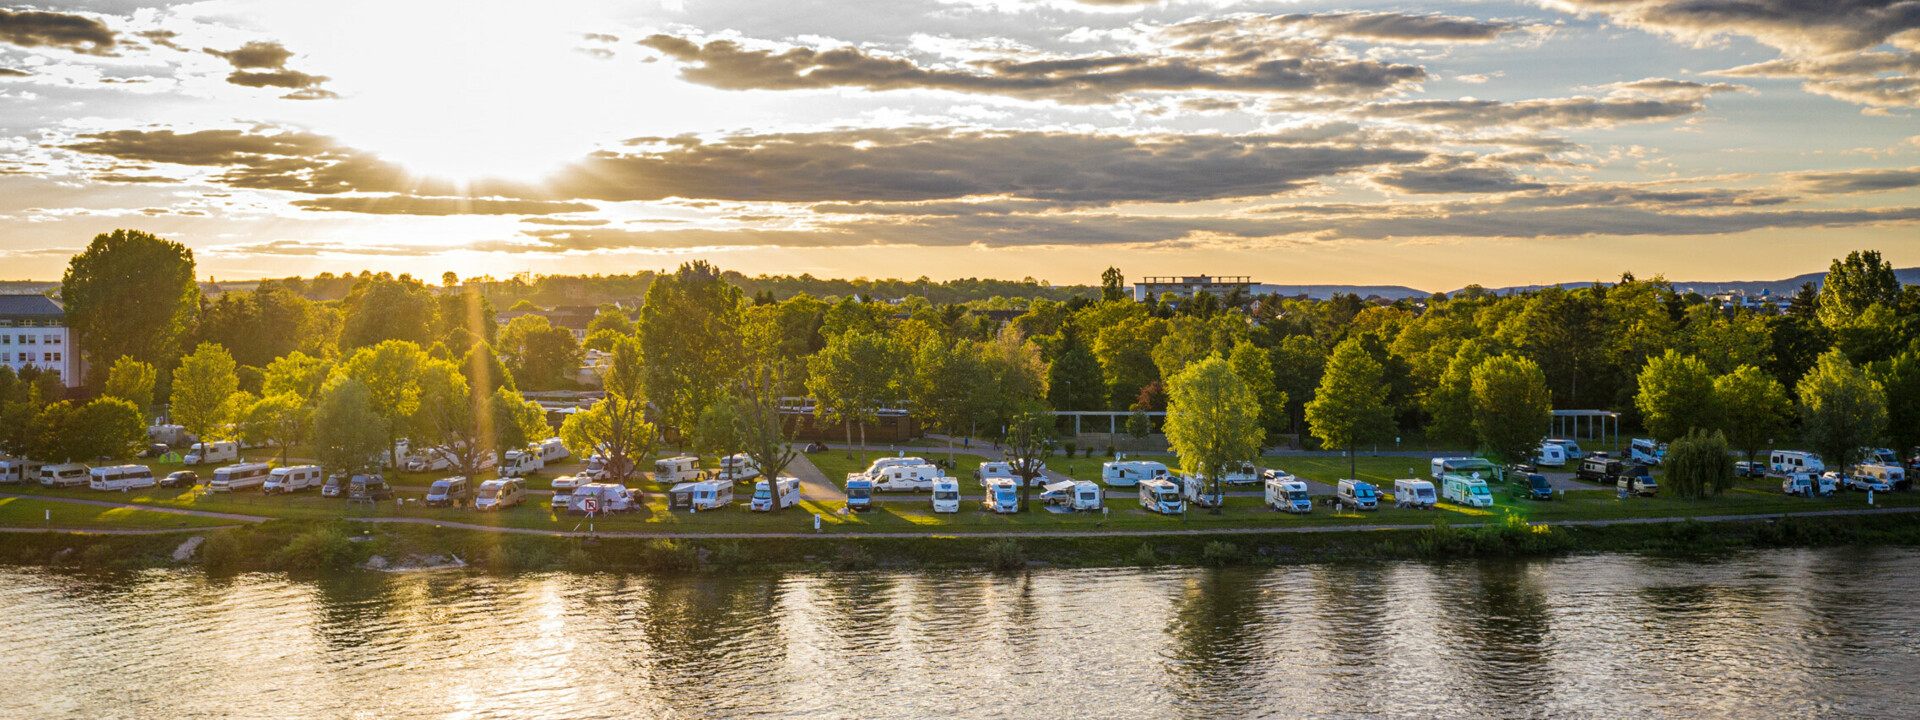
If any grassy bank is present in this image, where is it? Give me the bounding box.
[9,512,1920,575]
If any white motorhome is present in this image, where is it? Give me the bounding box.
[1851,463,1906,491]
[1629,438,1668,466]
[88,465,155,492]
[534,437,569,463]
[751,475,801,512]
[0,459,43,484]
[983,478,1021,514]
[1861,447,1900,466]
[872,463,944,492]
[1219,461,1262,485]
[475,478,526,511]
[1265,477,1312,514]
[976,460,1048,487]
[1181,475,1224,509]
[654,456,701,484]
[930,478,962,514]
[570,482,639,514]
[264,465,324,494]
[1335,479,1379,511]
[39,463,91,488]
[405,447,454,472]
[1430,457,1497,481]
[1441,473,1493,508]
[1101,460,1169,487]
[668,480,732,511]
[499,447,546,477]
[718,453,761,483]
[209,462,272,492]
[1534,443,1568,468]
[183,441,238,466]
[1139,478,1184,515]
[1771,450,1824,476]
[1543,438,1586,460]
[858,456,927,478]
[1393,479,1438,509]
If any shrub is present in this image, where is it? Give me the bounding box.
[562,548,596,573]
[982,538,1027,571]
[1105,444,1117,457]
[1201,540,1242,566]
[1131,542,1158,566]
[833,543,875,571]
[276,523,360,571]
[199,530,244,572]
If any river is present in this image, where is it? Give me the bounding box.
[6,547,1918,719]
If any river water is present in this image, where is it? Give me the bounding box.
[6,547,1918,719]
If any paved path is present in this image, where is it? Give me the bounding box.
[0,492,272,523]
[785,454,847,503]
[0,525,246,535]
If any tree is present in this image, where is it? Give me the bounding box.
[336,340,429,468]
[242,393,310,465]
[491,386,550,460]
[461,342,516,394]
[340,276,433,349]
[735,362,800,513]
[73,397,144,461]
[1470,355,1553,468]
[27,401,80,462]
[910,337,983,464]
[263,351,331,403]
[171,343,238,444]
[1127,404,1152,448]
[1163,356,1262,513]
[1003,404,1056,511]
[102,356,156,412]
[973,328,1049,442]
[587,304,632,336]
[1634,350,1721,443]
[1818,250,1902,330]
[60,229,199,389]
[638,261,747,444]
[1424,340,1488,447]
[1797,349,1888,475]
[1664,429,1736,500]
[807,329,906,464]
[312,376,388,476]
[1227,340,1288,447]
[498,314,581,390]
[1046,322,1105,412]
[1304,337,1394,479]
[1271,335,1327,446]
[1713,365,1793,465]
[1868,347,1920,476]
[1101,266,1127,303]
[694,399,745,462]
[557,336,653,485]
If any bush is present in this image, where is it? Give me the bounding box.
[1105,444,1117,457]
[562,548,596,573]
[276,523,361,571]
[1201,541,1242,566]
[1131,542,1158,566]
[982,538,1027,571]
[833,543,875,571]
[1063,441,1077,458]
[199,531,244,572]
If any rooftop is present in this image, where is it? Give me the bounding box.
[0,295,62,316]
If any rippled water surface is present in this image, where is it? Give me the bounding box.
[6,548,1920,718]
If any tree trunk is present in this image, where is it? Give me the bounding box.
[844,415,854,461]
[1210,464,1222,515]
[1348,443,1356,480]
[859,420,868,466]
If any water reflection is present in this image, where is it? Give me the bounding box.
[4,549,1920,719]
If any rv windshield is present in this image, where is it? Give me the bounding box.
[1418,488,1436,499]
[1530,476,1552,490]
[754,489,771,500]
[1470,485,1491,496]
[1288,490,1309,501]
[1355,486,1375,499]
[847,487,871,499]
[1155,488,1180,501]
[936,491,959,500]
[477,487,499,499]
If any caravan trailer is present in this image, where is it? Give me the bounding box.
[0,459,42,484]
[1771,450,1824,476]
[1101,460,1168,487]
[976,461,1048,487]
[1266,477,1312,513]
[1181,475,1224,509]
[1629,438,1668,466]
[654,456,701,484]
[534,437,569,463]
[499,447,545,477]
[39,463,90,488]
[751,476,801,512]
[872,463,943,492]
[1392,479,1437,509]
[1138,478,1184,515]
[88,465,155,492]
[1543,438,1586,460]
[1534,442,1568,468]
[209,462,272,492]
[183,441,238,466]
[263,465,324,494]
[1219,461,1262,485]
[718,454,761,483]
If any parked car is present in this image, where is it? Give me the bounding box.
[1734,460,1766,478]
[1617,467,1659,496]
[424,476,472,507]
[804,442,827,453]
[349,474,394,501]
[137,443,170,459]
[1844,471,1891,493]
[1517,473,1554,500]
[160,470,199,488]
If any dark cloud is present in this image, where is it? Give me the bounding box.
[225,69,330,89]
[137,29,186,52]
[290,196,596,215]
[1169,12,1531,45]
[207,41,294,70]
[0,9,115,55]
[0,67,28,77]
[637,29,1426,103]
[1373,165,1548,194]
[1789,166,1920,194]
[520,217,611,226]
[204,41,336,99]
[1324,94,1714,129]
[63,128,534,197]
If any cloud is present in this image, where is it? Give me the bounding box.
[63,128,534,197]
[0,67,29,77]
[1372,165,1548,194]
[204,40,337,99]
[207,41,294,70]
[520,217,611,226]
[1167,12,1534,45]
[289,195,597,215]
[1788,166,1920,194]
[1311,82,1740,129]
[0,9,115,55]
[1601,77,1746,101]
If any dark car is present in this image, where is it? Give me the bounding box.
[160,470,198,488]
[1520,473,1554,500]
[349,474,394,501]
[137,443,170,459]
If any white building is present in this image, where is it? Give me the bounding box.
[0,295,81,387]
[1131,275,1254,303]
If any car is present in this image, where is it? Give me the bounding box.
[1518,473,1554,500]
[159,470,198,488]
[1734,460,1766,478]
[137,443,170,459]
[1845,472,1892,493]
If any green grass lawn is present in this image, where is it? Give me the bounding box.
[0,496,237,530]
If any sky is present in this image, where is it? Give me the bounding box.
[1,0,1917,291]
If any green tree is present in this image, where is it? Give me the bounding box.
[74,397,145,461]
[242,393,310,465]
[910,337,984,463]
[734,362,799,513]
[638,261,746,443]
[587,303,632,336]
[1046,322,1104,411]
[556,336,653,484]
[1127,404,1152,449]
[1818,249,1902,330]
[1867,347,1920,475]
[1101,266,1127,303]
[171,342,238,444]
[1470,355,1553,467]
[1424,340,1488,447]
[460,342,516,394]
[1003,404,1056,511]
[490,386,550,460]
[1634,350,1721,443]
[101,356,156,412]
[263,351,332,403]
[336,340,428,468]
[807,329,906,463]
[1664,429,1736,500]
[1271,335,1327,447]
[1713,365,1793,465]
[1796,349,1889,475]
[27,401,80,462]
[694,398,745,462]
[340,276,434,349]
[498,314,581,390]
[60,229,199,389]
[1304,337,1394,478]
[1163,355,1263,513]
[1227,339,1288,447]
[972,329,1049,443]
[312,376,388,475]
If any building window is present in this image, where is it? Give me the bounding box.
[19,352,32,362]
[49,352,61,362]
[1,353,8,362]
[22,335,34,345]
[0,335,8,344]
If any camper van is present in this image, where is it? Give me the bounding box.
[183,441,239,466]
[1534,442,1568,468]
[321,474,347,497]
[718,454,761,483]
[1578,455,1624,482]
[654,456,701,484]
[570,483,638,514]
[88,465,155,492]
[39,463,90,488]
[208,462,272,492]
[1851,463,1907,491]
[871,463,943,492]
[263,465,324,494]
[1266,477,1313,513]
[1770,450,1824,476]
[930,478,962,513]
[533,437,569,463]
[550,474,584,510]
[1543,438,1586,460]
[499,447,545,477]
[423,476,471,507]
[1861,447,1900,466]
[405,447,454,473]
[976,460,1048,487]
[982,478,1021,514]
[1629,438,1667,466]
[751,476,801,512]
[146,422,194,448]
[1335,479,1379,511]
[474,478,526,511]
[1393,479,1438,509]
[1138,478,1185,515]
[1181,475,1224,509]
[348,474,393,501]
[1101,460,1169,487]
[1516,472,1554,500]
[1618,466,1659,496]
[0,459,42,484]
[1442,473,1493,508]
[1430,457,1497,481]
[1782,475,1815,497]
[844,478,875,512]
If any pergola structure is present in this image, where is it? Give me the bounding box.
[1550,410,1620,451]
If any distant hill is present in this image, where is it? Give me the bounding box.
[1253,284,1430,301]
[1463,267,1920,298]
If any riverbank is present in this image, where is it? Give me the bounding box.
[9,511,1920,574]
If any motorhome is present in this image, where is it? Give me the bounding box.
[474,478,526,511]
[1543,438,1585,460]
[1629,438,1668,466]
[1851,463,1907,491]
[1441,473,1493,508]
[859,456,929,478]
[1430,457,1497,481]
[263,465,324,494]
[1516,472,1554,500]
[208,462,272,492]
[976,460,1048,487]
[423,476,471,507]
[1266,477,1313,513]
[0,459,42,484]
[1617,466,1659,496]
[846,477,876,512]
[1138,478,1184,515]
[1862,447,1900,466]
[583,452,632,481]
[982,478,1020,514]
[405,448,454,473]
[718,454,761,483]
[348,475,393,501]
[1101,460,1169,487]
[654,456,701,484]
[1533,443,1568,468]
[533,437,569,463]
[183,441,239,466]
[751,476,801,512]
[1578,455,1625,482]
[1392,479,1437,509]
[930,478,962,514]
[1219,461,1262,485]
[88,465,155,492]
[1782,475,1815,497]
[570,483,639,514]
[389,439,415,469]
[872,463,944,492]
[146,422,194,448]
[1770,450,1824,476]
[1335,479,1379,511]
[499,447,545,477]
[1181,474,1224,509]
[39,463,90,488]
